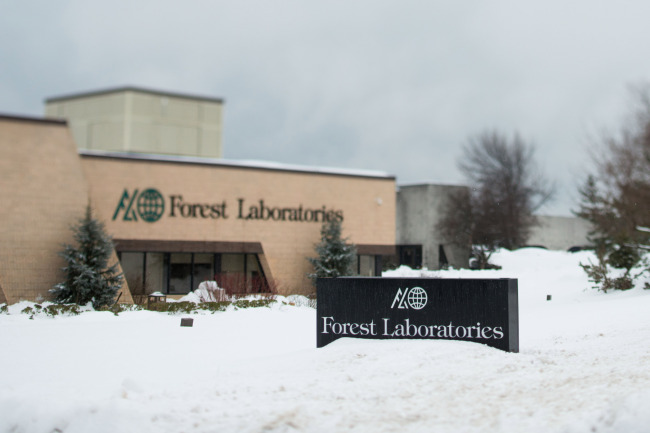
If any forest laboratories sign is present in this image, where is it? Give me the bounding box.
[112,188,344,223]
[317,278,519,352]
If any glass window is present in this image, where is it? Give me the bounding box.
[219,254,246,294]
[193,253,215,291]
[169,253,192,294]
[121,252,145,295]
[247,254,264,292]
[221,254,244,273]
[358,255,376,277]
[145,253,165,294]
[119,251,269,296]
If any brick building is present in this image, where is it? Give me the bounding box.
[0,112,395,302]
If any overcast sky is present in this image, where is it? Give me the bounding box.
[3,1,650,215]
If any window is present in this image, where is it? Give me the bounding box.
[358,255,376,277]
[146,253,165,293]
[121,252,145,295]
[169,253,192,294]
[118,252,268,296]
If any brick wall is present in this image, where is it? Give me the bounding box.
[0,116,133,304]
[81,156,396,295]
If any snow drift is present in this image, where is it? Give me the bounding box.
[1,249,649,433]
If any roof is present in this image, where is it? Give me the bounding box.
[0,113,67,126]
[79,150,396,180]
[45,86,224,104]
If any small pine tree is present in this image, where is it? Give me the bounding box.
[575,175,644,292]
[51,205,123,308]
[308,218,357,284]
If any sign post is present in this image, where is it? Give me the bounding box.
[317,277,518,352]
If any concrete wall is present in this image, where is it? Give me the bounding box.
[396,184,470,269]
[397,183,592,269]
[528,215,592,250]
[0,115,132,304]
[45,87,223,158]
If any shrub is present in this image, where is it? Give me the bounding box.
[213,274,278,297]
[21,306,35,318]
[580,248,645,293]
[197,302,230,312]
[43,304,82,317]
[19,303,82,318]
[146,301,199,314]
[51,205,123,309]
[232,299,274,309]
[608,245,641,271]
[307,218,356,284]
[144,298,275,314]
[97,303,143,315]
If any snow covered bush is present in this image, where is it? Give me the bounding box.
[20,303,83,319]
[284,294,317,308]
[189,281,228,302]
[146,301,208,314]
[232,299,275,309]
[145,299,274,314]
[580,248,648,292]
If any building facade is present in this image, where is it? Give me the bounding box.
[0,113,395,302]
[1,86,593,304]
[395,183,593,271]
[396,183,471,270]
[81,151,396,297]
[527,215,592,251]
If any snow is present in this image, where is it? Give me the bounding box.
[177,281,227,303]
[78,149,393,179]
[2,249,650,433]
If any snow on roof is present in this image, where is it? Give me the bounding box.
[78,149,395,180]
[45,86,224,104]
[397,181,469,188]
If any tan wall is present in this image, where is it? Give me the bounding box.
[129,92,222,158]
[81,156,396,295]
[0,117,133,304]
[45,93,128,152]
[45,88,223,158]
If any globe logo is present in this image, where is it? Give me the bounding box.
[407,287,428,310]
[136,188,165,222]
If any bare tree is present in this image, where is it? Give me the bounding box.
[438,130,554,267]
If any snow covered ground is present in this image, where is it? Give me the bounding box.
[1,249,650,433]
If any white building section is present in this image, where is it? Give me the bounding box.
[527,215,592,251]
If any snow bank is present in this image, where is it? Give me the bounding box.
[1,249,649,433]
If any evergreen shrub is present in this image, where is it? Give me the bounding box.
[51,205,123,309]
[307,218,356,284]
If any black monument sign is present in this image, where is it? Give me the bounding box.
[317,277,518,352]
